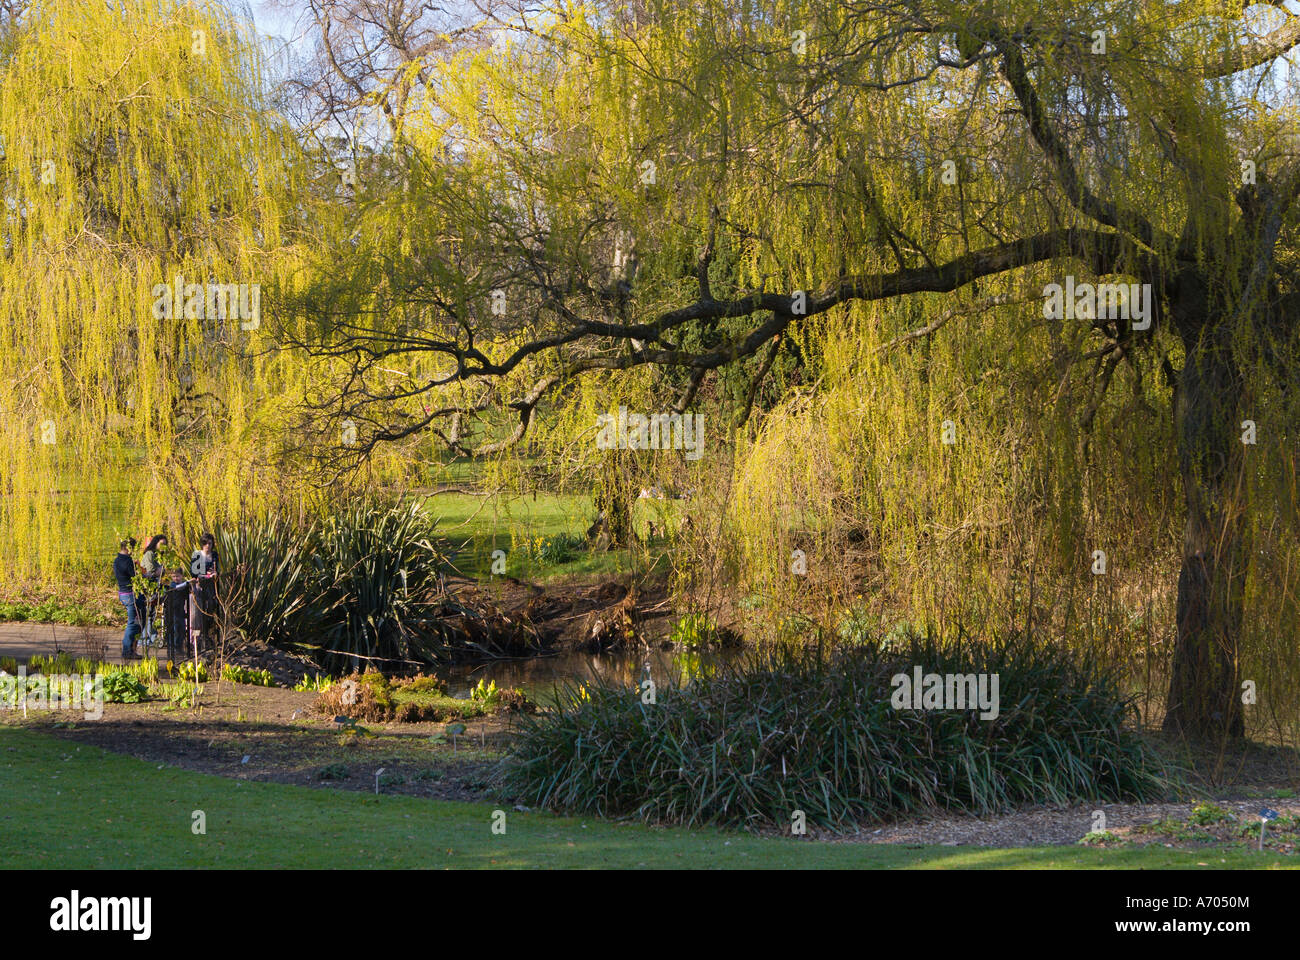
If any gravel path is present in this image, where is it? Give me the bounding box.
[826,798,1300,846]
[0,622,123,663]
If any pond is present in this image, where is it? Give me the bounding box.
[432,647,742,703]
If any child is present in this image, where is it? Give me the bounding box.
[162,569,191,661]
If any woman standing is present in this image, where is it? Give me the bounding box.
[139,534,168,649]
[189,533,219,577]
[113,537,140,659]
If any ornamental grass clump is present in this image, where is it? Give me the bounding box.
[502,630,1173,830]
[213,501,544,673]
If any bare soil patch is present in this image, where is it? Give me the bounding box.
[806,797,1300,849]
[4,684,516,804]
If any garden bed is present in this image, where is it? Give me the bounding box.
[3,684,511,803]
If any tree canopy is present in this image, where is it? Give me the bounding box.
[3,0,1299,740]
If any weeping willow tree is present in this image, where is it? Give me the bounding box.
[280,0,1300,742]
[0,0,316,584]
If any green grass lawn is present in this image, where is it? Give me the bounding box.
[1,727,1293,869]
[425,490,679,580]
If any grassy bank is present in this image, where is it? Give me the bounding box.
[0,727,1290,869]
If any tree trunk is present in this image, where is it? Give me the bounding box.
[1163,324,1248,740]
[591,449,636,548]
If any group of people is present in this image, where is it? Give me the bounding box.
[112,533,220,660]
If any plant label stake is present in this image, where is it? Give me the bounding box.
[375,767,386,795]
[1260,808,1278,851]
[187,582,200,711]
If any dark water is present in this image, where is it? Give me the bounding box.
[21,621,738,702]
[433,647,741,702]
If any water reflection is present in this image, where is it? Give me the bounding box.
[434,647,742,703]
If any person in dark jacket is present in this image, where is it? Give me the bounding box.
[113,538,140,658]
[162,568,191,661]
[189,533,220,651]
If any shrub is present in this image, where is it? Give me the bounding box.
[165,681,202,708]
[101,671,148,704]
[4,675,40,702]
[314,669,528,722]
[221,664,275,687]
[119,658,160,684]
[176,660,208,683]
[215,502,540,673]
[313,669,392,722]
[0,599,112,626]
[520,533,584,566]
[1078,830,1122,845]
[402,674,447,695]
[293,672,336,693]
[390,678,489,722]
[503,631,1173,830]
[494,687,536,713]
[27,652,74,675]
[1188,802,1235,825]
[470,678,499,705]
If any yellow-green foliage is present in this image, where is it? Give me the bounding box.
[0,0,313,584]
[727,294,1181,640]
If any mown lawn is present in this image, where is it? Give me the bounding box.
[426,490,678,580]
[1,728,1292,869]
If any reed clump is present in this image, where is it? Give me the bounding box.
[503,630,1174,830]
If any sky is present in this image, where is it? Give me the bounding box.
[243,0,302,45]
[240,0,309,66]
